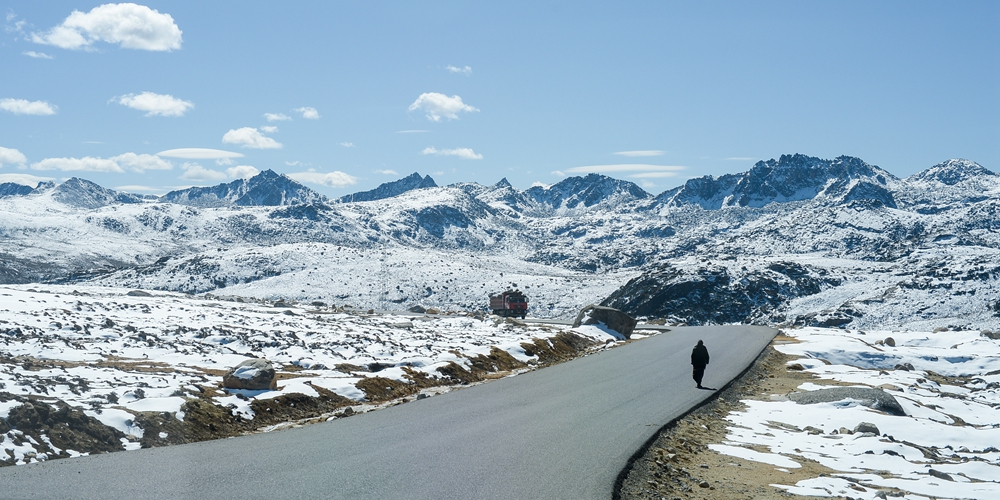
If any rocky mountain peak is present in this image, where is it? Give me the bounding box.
[339,172,437,203]
[525,173,650,210]
[908,159,996,186]
[162,169,325,208]
[52,177,144,209]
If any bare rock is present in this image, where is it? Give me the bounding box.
[222,358,277,390]
[884,337,896,347]
[854,422,880,435]
[789,387,906,416]
[572,305,637,339]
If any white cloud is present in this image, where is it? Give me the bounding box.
[259,125,279,133]
[0,146,28,166]
[110,152,172,172]
[446,65,472,75]
[0,98,57,115]
[23,51,54,59]
[288,170,358,188]
[115,91,193,117]
[31,156,122,173]
[180,162,226,181]
[340,142,354,148]
[421,147,483,160]
[551,171,566,178]
[396,129,429,134]
[226,165,259,179]
[222,127,282,149]
[31,3,182,51]
[639,180,657,189]
[408,93,478,121]
[564,164,686,178]
[294,107,320,119]
[28,152,172,173]
[156,148,243,160]
[374,169,398,175]
[614,150,665,157]
[0,173,53,187]
[284,161,301,166]
[215,157,235,166]
[264,113,291,122]
[531,181,551,187]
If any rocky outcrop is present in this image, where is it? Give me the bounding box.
[573,305,637,339]
[222,358,277,390]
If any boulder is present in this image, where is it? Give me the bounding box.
[222,358,277,390]
[854,422,880,435]
[788,387,906,416]
[573,305,637,339]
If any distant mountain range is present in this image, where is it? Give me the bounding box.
[1,154,997,330]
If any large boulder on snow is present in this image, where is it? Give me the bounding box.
[788,387,905,416]
[222,358,277,390]
[572,305,637,339]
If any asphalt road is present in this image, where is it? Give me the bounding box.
[0,325,776,499]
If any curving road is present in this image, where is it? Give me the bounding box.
[0,325,775,499]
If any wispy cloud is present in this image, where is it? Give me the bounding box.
[259,125,279,133]
[446,65,472,75]
[562,164,686,178]
[30,153,172,173]
[614,150,665,157]
[725,157,758,161]
[0,98,57,115]
[396,130,429,134]
[0,146,28,166]
[156,148,244,160]
[340,142,355,148]
[374,169,398,175]
[31,3,182,51]
[294,106,320,119]
[114,91,193,117]
[288,170,358,188]
[264,112,291,122]
[23,51,54,59]
[409,93,478,121]
[222,127,282,149]
[421,147,483,160]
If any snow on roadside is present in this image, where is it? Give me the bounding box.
[711,327,1000,499]
[0,284,623,464]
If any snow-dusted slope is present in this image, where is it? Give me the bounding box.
[0,154,997,329]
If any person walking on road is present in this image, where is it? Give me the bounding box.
[691,340,710,389]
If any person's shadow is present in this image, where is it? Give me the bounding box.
[697,386,716,391]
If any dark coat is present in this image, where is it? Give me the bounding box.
[691,344,709,368]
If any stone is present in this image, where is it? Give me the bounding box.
[127,290,152,297]
[222,358,277,390]
[928,469,953,481]
[572,305,637,339]
[789,387,906,416]
[884,337,896,347]
[854,422,880,435]
[894,362,915,371]
[408,305,427,313]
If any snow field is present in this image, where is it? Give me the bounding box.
[0,284,622,464]
[712,327,1000,499]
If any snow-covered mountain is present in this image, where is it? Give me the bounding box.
[163,169,326,207]
[0,154,997,330]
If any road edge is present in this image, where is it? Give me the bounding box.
[611,328,777,499]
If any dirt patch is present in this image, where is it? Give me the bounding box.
[521,331,600,365]
[617,335,848,499]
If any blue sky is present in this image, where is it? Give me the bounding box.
[1,1,997,197]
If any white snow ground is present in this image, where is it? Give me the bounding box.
[0,284,622,465]
[711,327,1000,499]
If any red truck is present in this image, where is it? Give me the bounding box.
[490,290,528,318]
